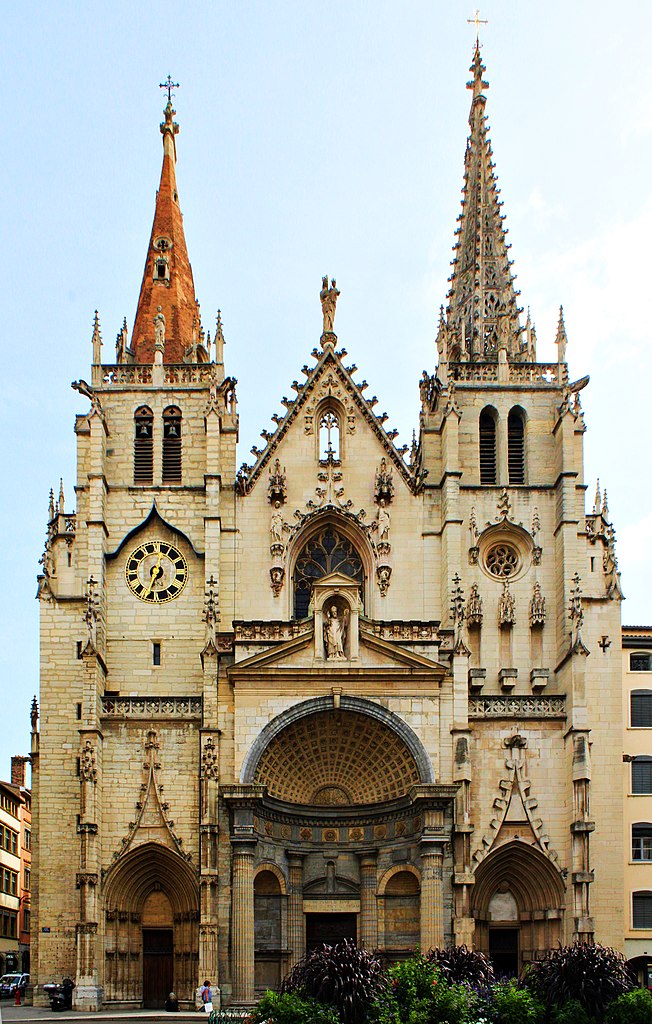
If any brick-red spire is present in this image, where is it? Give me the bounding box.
[130,100,199,363]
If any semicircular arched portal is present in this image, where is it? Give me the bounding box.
[241,696,434,805]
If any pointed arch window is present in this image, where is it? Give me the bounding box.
[508,408,526,484]
[319,409,341,461]
[134,406,153,485]
[162,406,182,484]
[479,408,497,485]
[293,525,364,618]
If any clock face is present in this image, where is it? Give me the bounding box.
[125,540,188,603]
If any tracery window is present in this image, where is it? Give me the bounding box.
[293,525,364,618]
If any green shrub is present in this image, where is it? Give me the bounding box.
[249,990,340,1024]
[369,955,436,1024]
[523,943,635,1021]
[282,939,386,1024]
[605,988,652,1024]
[429,980,483,1024]
[492,980,543,1024]
[550,999,593,1024]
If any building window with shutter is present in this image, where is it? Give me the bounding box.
[162,407,182,484]
[632,756,652,794]
[507,407,525,484]
[479,408,497,485]
[134,407,153,485]
[633,891,652,928]
[632,691,652,728]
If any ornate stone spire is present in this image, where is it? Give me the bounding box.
[130,93,200,364]
[444,44,523,362]
[91,310,102,365]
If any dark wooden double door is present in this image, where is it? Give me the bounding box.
[143,928,173,1009]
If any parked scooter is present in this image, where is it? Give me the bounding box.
[43,978,75,1011]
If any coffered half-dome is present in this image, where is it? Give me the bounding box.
[252,708,422,805]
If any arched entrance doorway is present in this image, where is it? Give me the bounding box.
[102,842,198,1008]
[472,840,566,975]
[227,697,457,1001]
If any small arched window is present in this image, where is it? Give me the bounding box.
[633,824,652,861]
[133,407,153,485]
[319,408,341,461]
[508,408,526,484]
[632,653,652,672]
[162,407,182,484]
[293,524,364,618]
[632,691,652,728]
[633,891,652,928]
[479,408,497,485]
[632,756,652,795]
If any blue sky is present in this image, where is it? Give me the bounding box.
[1,1,650,774]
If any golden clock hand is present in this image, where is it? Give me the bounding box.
[143,552,164,598]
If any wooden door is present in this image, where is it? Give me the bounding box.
[142,928,173,1008]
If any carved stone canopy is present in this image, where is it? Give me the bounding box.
[310,571,363,662]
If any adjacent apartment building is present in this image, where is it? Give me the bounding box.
[0,756,31,975]
[624,626,652,985]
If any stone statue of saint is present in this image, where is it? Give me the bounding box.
[154,306,166,350]
[377,500,391,543]
[320,276,340,334]
[270,502,284,545]
[323,604,348,660]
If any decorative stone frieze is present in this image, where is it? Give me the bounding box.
[101,696,202,719]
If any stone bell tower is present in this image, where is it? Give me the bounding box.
[414,43,624,955]
[33,88,237,1010]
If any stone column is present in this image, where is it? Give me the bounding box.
[420,842,444,953]
[231,842,255,1003]
[359,852,378,949]
[287,853,305,970]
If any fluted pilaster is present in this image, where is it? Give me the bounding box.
[231,843,255,1002]
[287,853,305,969]
[420,843,444,953]
[359,852,378,949]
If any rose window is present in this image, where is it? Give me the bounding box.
[485,543,519,579]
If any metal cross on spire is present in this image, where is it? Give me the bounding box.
[159,75,180,104]
[467,8,488,42]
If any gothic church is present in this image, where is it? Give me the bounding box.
[33,45,624,1009]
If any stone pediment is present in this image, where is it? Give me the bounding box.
[236,344,416,496]
[230,618,447,680]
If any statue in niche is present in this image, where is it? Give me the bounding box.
[323,604,348,660]
[270,502,285,546]
[153,306,166,350]
[376,500,391,543]
[268,459,287,504]
[320,276,340,334]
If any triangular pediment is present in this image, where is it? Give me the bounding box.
[236,344,416,496]
[229,620,446,677]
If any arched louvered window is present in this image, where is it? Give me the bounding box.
[293,525,364,619]
[133,407,153,485]
[508,408,526,484]
[632,756,652,795]
[162,407,182,484]
[479,409,497,485]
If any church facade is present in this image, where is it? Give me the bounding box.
[32,45,624,1010]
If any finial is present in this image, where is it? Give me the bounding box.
[30,696,39,733]
[159,75,179,105]
[555,305,568,362]
[602,489,609,522]
[48,488,55,521]
[59,479,65,513]
[215,310,225,364]
[467,8,488,44]
[593,479,601,515]
[467,33,488,100]
[91,310,102,365]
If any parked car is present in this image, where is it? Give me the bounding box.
[0,973,29,998]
